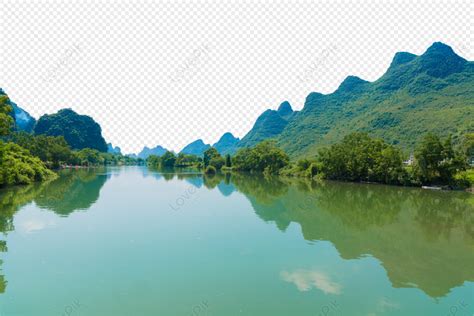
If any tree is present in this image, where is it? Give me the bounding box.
[160,151,176,168]
[318,132,406,184]
[0,95,13,136]
[147,155,161,168]
[10,133,74,168]
[209,156,225,170]
[203,147,220,167]
[233,140,289,174]
[414,133,466,185]
[225,154,232,167]
[0,142,56,186]
[75,148,104,166]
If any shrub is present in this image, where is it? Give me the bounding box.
[0,142,57,186]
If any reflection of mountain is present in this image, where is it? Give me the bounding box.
[227,176,474,298]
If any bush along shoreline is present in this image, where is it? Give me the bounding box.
[144,133,473,191]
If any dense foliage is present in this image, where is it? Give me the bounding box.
[0,142,57,186]
[9,132,73,168]
[233,140,290,174]
[34,108,108,152]
[0,95,13,136]
[317,133,407,184]
[413,134,467,185]
[203,147,226,170]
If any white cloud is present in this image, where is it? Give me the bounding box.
[281,269,342,295]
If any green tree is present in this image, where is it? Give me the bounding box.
[0,95,13,136]
[414,133,467,185]
[203,147,220,167]
[75,148,104,166]
[225,154,232,167]
[0,142,57,186]
[233,140,289,174]
[318,132,406,184]
[147,155,161,168]
[160,151,176,168]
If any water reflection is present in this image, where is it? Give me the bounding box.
[0,168,109,293]
[228,176,474,298]
[0,168,473,300]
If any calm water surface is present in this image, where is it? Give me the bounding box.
[0,166,473,316]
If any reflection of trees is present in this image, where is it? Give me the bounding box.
[0,168,110,294]
[313,181,404,229]
[230,173,289,204]
[34,168,109,216]
[227,175,474,298]
[410,189,474,241]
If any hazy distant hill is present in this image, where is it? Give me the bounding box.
[213,132,240,155]
[107,143,122,155]
[138,145,167,159]
[180,139,211,157]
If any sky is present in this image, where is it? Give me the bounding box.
[1,0,472,154]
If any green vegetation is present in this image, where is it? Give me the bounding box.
[203,147,225,170]
[160,151,177,168]
[34,108,108,152]
[233,140,290,174]
[413,133,467,186]
[9,132,73,168]
[280,132,472,189]
[0,142,57,186]
[257,43,474,159]
[317,132,407,185]
[0,94,13,136]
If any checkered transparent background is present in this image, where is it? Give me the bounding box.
[1,0,472,153]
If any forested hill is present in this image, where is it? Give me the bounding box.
[275,42,474,158]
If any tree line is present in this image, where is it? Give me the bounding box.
[147,132,473,189]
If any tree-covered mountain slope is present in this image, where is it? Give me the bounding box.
[34,108,108,152]
[277,42,474,158]
[238,101,296,149]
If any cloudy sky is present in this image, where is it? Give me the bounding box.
[1,0,472,154]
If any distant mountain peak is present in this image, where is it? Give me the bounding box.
[389,52,417,68]
[336,75,369,94]
[138,145,167,159]
[217,132,239,142]
[213,132,240,155]
[423,42,458,56]
[277,101,293,117]
[107,143,122,155]
[180,139,211,156]
[418,42,466,78]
